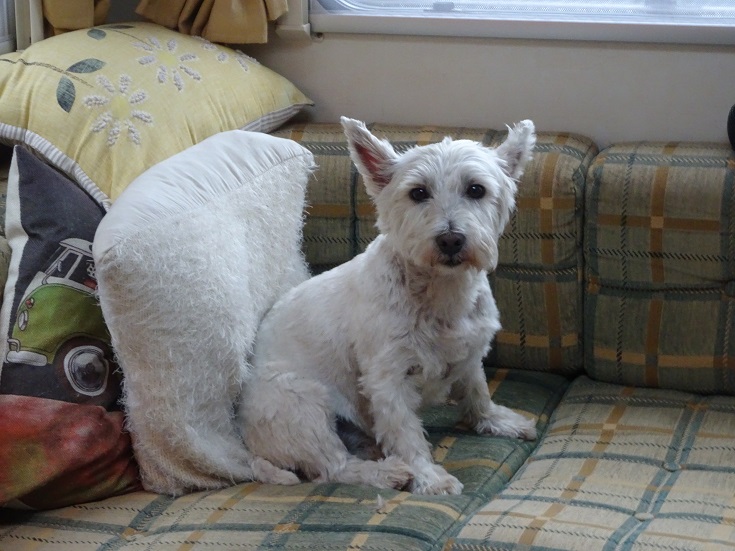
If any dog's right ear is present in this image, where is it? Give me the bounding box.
[494,120,536,180]
[341,117,398,197]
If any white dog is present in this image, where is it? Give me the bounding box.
[239,117,537,495]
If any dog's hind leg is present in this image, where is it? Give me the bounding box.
[250,455,302,486]
[240,371,412,490]
[322,454,413,489]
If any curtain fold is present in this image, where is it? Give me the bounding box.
[135,0,288,44]
[42,0,110,36]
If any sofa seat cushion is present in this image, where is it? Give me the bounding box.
[0,368,568,550]
[448,376,735,551]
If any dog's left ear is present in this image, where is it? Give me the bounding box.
[494,120,536,180]
[341,117,399,197]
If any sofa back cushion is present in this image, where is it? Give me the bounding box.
[585,142,735,394]
[487,129,597,375]
[272,123,598,375]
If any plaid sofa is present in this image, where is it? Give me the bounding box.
[1,124,734,550]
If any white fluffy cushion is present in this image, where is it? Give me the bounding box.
[93,130,314,495]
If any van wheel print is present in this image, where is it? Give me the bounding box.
[53,338,119,406]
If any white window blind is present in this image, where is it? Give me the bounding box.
[308,0,735,44]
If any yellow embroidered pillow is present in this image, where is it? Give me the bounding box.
[0,22,312,204]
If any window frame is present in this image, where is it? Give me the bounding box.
[276,0,735,45]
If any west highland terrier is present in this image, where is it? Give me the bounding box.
[239,117,537,495]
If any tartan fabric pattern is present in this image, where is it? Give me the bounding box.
[271,124,360,273]
[273,123,598,374]
[0,369,569,551]
[448,376,735,551]
[488,130,597,375]
[585,142,735,394]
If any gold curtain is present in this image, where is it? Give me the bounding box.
[42,0,111,36]
[135,0,289,44]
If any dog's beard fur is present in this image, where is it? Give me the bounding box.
[238,117,538,495]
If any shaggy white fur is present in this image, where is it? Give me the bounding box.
[93,130,314,495]
[239,118,537,496]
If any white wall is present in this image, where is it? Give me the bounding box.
[108,1,735,148]
[246,34,735,148]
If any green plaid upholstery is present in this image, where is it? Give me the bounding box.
[273,123,598,375]
[585,142,735,394]
[448,376,735,551]
[271,124,358,273]
[0,369,568,550]
[488,130,597,375]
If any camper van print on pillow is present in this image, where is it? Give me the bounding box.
[0,146,139,510]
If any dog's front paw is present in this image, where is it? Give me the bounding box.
[410,463,463,495]
[474,404,537,441]
[374,456,414,490]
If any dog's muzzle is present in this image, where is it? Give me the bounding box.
[435,231,466,266]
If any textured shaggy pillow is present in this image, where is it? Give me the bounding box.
[0,22,312,205]
[0,147,139,510]
[93,130,314,495]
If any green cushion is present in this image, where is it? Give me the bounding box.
[488,130,597,376]
[585,142,735,394]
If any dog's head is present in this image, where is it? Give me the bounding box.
[341,117,535,273]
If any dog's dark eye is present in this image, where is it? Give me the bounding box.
[466,183,486,200]
[409,187,430,203]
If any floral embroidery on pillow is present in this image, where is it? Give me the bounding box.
[134,36,201,91]
[84,75,153,146]
[195,37,258,72]
[198,37,230,63]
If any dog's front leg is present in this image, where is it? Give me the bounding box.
[361,362,464,495]
[456,360,537,441]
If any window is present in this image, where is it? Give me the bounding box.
[307,0,735,44]
[0,0,14,54]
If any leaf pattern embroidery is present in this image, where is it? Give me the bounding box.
[67,59,106,74]
[55,59,106,113]
[87,28,106,40]
[56,77,76,114]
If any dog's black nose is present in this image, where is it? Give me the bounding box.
[436,231,466,257]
